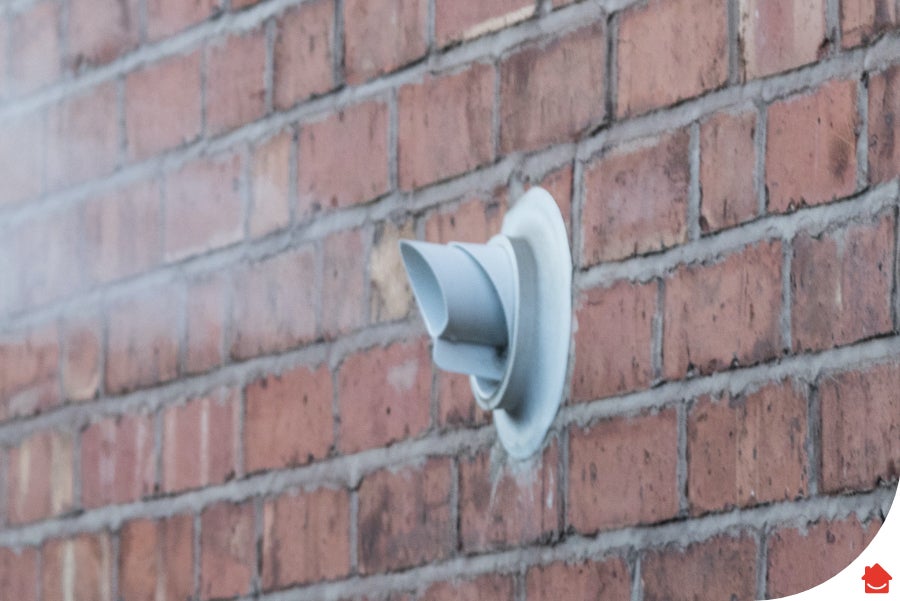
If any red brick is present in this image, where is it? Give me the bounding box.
[244,365,333,473]
[205,29,267,135]
[10,2,61,95]
[572,280,657,402]
[119,515,193,601]
[200,502,255,600]
[791,213,894,352]
[369,218,416,323]
[868,65,900,184]
[81,413,155,508]
[437,371,491,428]
[582,130,690,265]
[262,487,350,589]
[841,0,896,47]
[435,0,534,46]
[106,283,181,394]
[230,247,317,359]
[358,458,453,573]
[819,362,900,492]
[766,80,858,212]
[163,390,237,493]
[500,25,605,153]
[642,535,758,601]
[529,163,573,241]
[125,52,202,160]
[299,100,389,214]
[688,381,808,514]
[185,276,226,374]
[62,311,101,402]
[274,0,335,109]
[0,112,44,206]
[0,324,60,420]
[344,0,427,84]
[526,558,631,601]
[250,131,292,236]
[323,229,366,337]
[459,440,558,552]
[568,411,679,533]
[617,0,727,117]
[740,0,827,79]
[398,64,494,189]
[700,110,758,232]
[663,240,783,379]
[337,338,431,453]
[232,0,263,8]
[6,430,73,524]
[767,516,880,597]
[146,0,218,41]
[422,574,515,601]
[425,195,507,244]
[83,179,163,283]
[0,548,38,601]
[67,0,139,68]
[46,82,120,189]
[42,533,113,601]
[164,154,244,261]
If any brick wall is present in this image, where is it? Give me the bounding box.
[0,0,897,599]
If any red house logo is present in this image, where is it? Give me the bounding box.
[862,564,892,594]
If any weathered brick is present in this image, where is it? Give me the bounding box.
[841,0,896,47]
[67,0,139,68]
[767,516,881,597]
[688,381,808,514]
[323,229,366,337]
[791,213,894,352]
[0,324,60,420]
[119,515,193,601]
[819,362,900,492]
[740,0,828,79]
[262,487,350,589]
[163,390,237,493]
[459,441,558,552]
[46,82,120,190]
[436,0,533,46]
[200,502,255,600]
[369,219,415,323]
[618,0,727,117]
[425,195,507,244]
[230,247,317,359]
[6,430,73,524]
[398,64,494,189]
[700,110,758,232]
[185,275,226,374]
[10,2,61,95]
[13,205,84,309]
[344,0,427,84]
[421,574,515,601]
[125,52,202,160]
[663,240,783,378]
[529,164,573,240]
[766,79,858,212]
[642,535,758,601]
[164,154,244,261]
[42,534,113,601]
[500,24,605,153]
[338,338,431,453]
[244,365,333,473]
[106,283,181,393]
[358,458,453,573]
[81,413,155,508]
[526,558,631,601]
[274,0,335,109]
[62,311,101,402]
[83,178,163,283]
[868,65,900,184]
[147,0,218,40]
[298,101,390,213]
[0,112,44,206]
[251,130,293,237]
[437,371,491,428]
[205,29,267,135]
[572,280,657,402]
[0,548,38,601]
[582,130,690,265]
[568,411,679,533]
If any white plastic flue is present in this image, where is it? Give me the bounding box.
[399,187,572,458]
